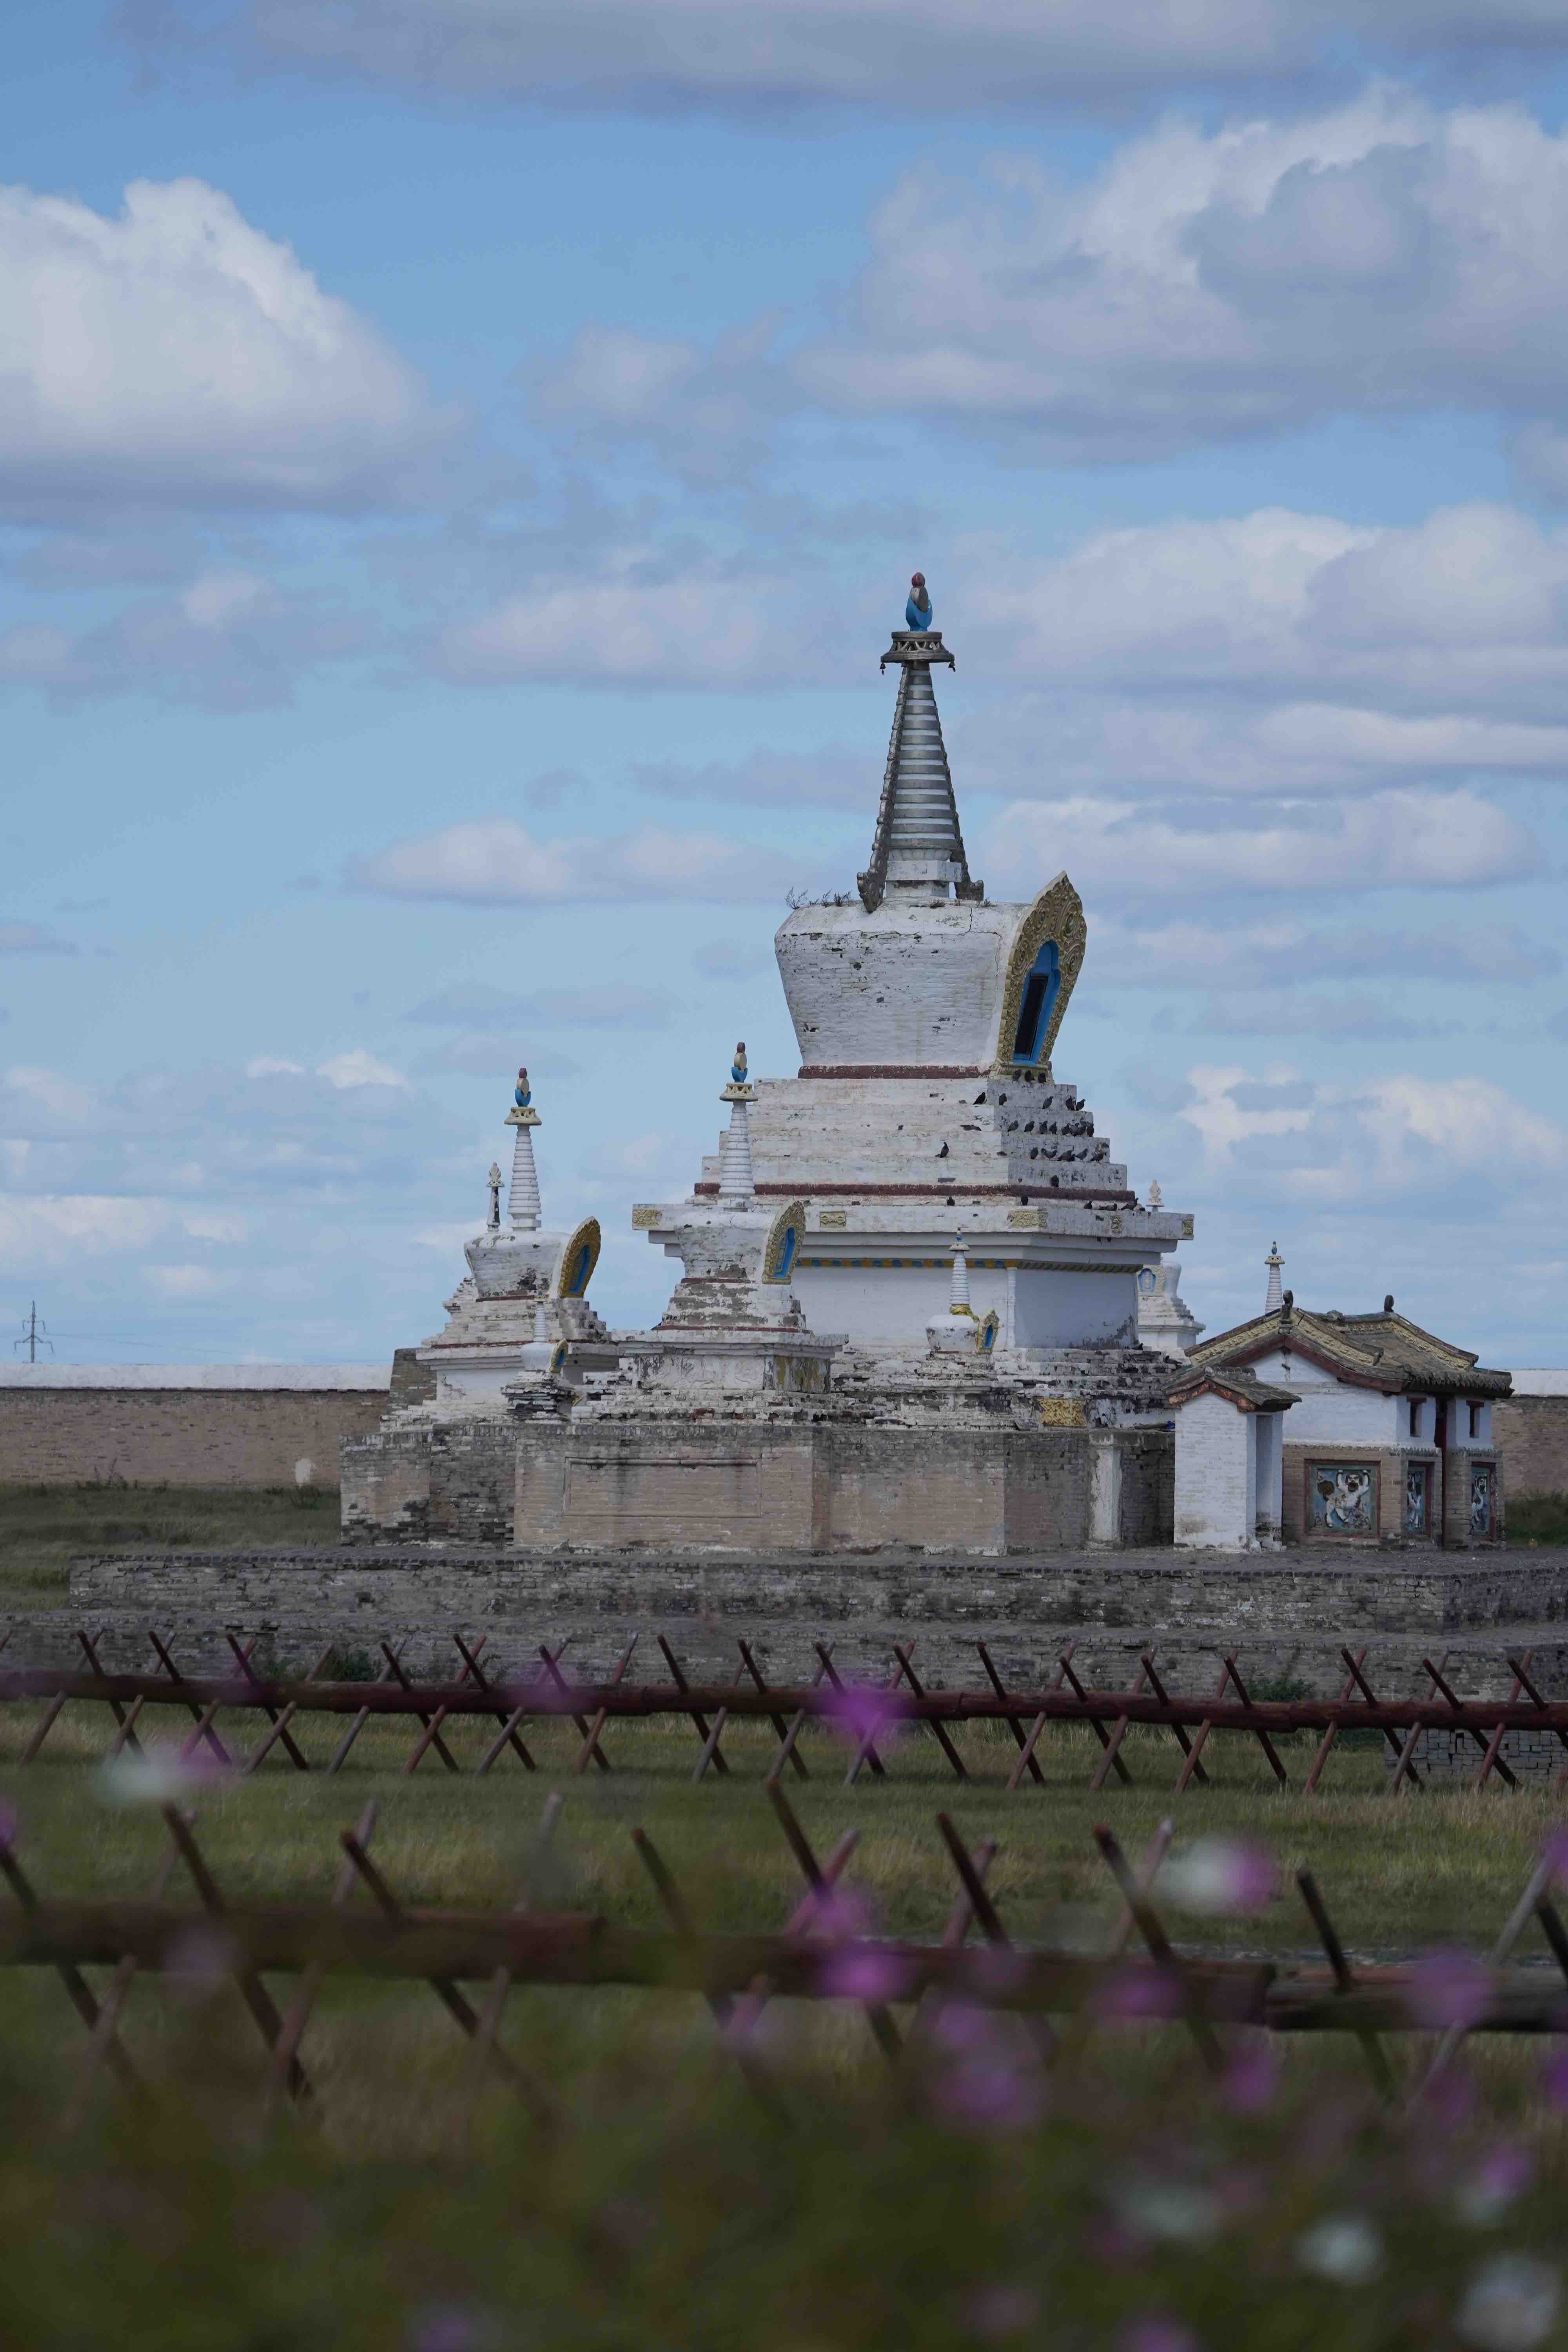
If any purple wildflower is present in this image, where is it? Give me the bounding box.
[1222,2037,1279,2115]
[1092,1965,1184,2021]
[1542,1824,1568,1887]
[971,1943,1029,1999]
[0,1800,19,1851]
[817,1946,918,2004]
[1120,2318,1201,2352]
[1541,2045,1568,2111]
[963,2284,1040,2340]
[930,1999,991,2054]
[406,2307,501,2352]
[934,2055,1045,2134]
[1456,2145,1535,2229]
[824,1681,903,1753]
[1409,1951,1493,2031]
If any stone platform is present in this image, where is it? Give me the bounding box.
[48,1543,1568,1703]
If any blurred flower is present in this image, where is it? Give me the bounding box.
[931,2000,991,2054]
[1541,2045,1568,2111]
[1117,2176,1224,2247]
[824,1683,902,1752]
[931,2009,1046,2132]
[1161,1838,1276,1918]
[963,2283,1040,2339]
[1409,1951,1493,2031]
[1455,2256,1561,2351]
[934,2053,1046,2135]
[1120,2319,1201,2352]
[817,1946,918,2003]
[1455,2145,1535,2229]
[0,1800,18,1851]
[1542,1824,1568,1886]
[1092,1965,1183,2021]
[1426,2061,1478,2132]
[809,1885,874,1942]
[1221,2038,1279,2115]
[970,1944,1029,1999]
[98,1743,230,1806]
[1295,2215,1383,2285]
[406,2306,502,2352]
[162,1923,238,2004]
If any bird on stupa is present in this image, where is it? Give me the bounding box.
[905,571,933,630]
[514,1067,531,1109]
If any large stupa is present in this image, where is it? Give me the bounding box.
[642,611,1191,1387]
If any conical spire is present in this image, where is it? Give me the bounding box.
[1265,1241,1284,1315]
[717,1039,757,1207]
[505,1065,542,1230]
[858,606,981,911]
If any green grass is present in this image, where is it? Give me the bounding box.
[1,1708,1561,1959]
[1509,1492,1568,1546]
[0,1481,339,1606]
[0,1715,1564,2345]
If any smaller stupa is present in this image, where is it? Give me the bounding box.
[408,1067,611,1414]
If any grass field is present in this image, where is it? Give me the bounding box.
[0,1716,1565,2348]
[0,1480,340,1605]
[2,1487,1567,2344]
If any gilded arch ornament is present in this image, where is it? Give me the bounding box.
[554,1217,602,1299]
[992,873,1087,1074]
[763,1200,808,1284]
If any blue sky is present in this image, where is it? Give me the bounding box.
[5,0,1568,1367]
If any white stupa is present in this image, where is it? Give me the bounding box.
[416,1067,612,1413]
[654,597,1192,1400]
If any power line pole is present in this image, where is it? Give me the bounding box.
[13,1302,52,1362]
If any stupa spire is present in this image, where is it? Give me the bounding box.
[717,1040,756,1207]
[505,1065,542,1230]
[1265,1240,1284,1315]
[858,576,981,912]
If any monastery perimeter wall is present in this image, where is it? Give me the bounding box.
[1495,1394,1568,1500]
[0,1361,428,1489]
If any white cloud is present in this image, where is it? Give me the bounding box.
[0,567,370,708]
[1087,918,1558,992]
[350,816,797,905]
[800,94,1568,459]
[0,1193,179,1264]
[1176,1063,1568,1200]
[434,570,777,688]
[0,177,444,514]
[960,505,1568,719]
[314,1050,408,1090]
[246,1057,306,1079]
[985,786,1537,902]
[134,1,1568,114]
[0,922,77,955]
[144,1263,232,1298]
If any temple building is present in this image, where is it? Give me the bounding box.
[1185,1266,1510,1548]
[343,598,1191,1553]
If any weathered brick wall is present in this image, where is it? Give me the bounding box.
[0,1388,388,1488]
[353,1415,1164,1555]
[342,1418,514,1544]
[1495,1397,1568,1499]
[61,1541,1568,1699]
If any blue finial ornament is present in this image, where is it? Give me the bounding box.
[731,1040,748,1085]
[514,1065,531,1109]
[906,570,933,630]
